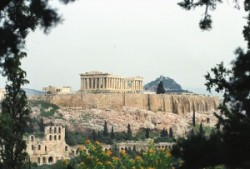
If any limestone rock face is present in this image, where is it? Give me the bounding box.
[35,107,217,137]
[37,93,219,114]
[31,93,219,136]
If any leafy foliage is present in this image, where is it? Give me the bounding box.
[38,140,176,169]
[0,53,30,169]
[127,123,132,140]
[29,100,59,117]
[65,128,87,146]
[0,1,75,168]
[175,0,250,168]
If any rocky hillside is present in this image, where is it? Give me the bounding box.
[29,102,218,137]
[28,93,219,137]
[144,76,187,92]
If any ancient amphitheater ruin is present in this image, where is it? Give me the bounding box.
[25,125,78,165]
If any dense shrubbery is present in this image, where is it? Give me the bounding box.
[65,129,87,146]
[29,100,59,117]
[31,140,177,169]
[89,127,175,145]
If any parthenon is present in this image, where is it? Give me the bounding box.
[80,71,143,93]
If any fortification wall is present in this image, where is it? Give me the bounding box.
[36,93,219,114]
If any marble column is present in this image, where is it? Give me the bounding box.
[86,78,89,89]
[105,77,108,89]
[120,78,122,89]
[111,78,113,89]
[99,77,101,88]
[95,78,98,89]
[106,78,108,89]
[91,78,94,89]
[83,78,86,89]
[99,77,104,88]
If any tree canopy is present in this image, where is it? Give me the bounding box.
[0,1,75,168]
[156,81,165,94]
[173,0,250,168]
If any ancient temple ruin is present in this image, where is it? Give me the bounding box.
[80,71,143,93]
[26,125,77,165]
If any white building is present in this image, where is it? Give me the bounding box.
[42,86,72,95]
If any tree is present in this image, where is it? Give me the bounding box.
[156,81,165,94]
[199,123,204,136]
[145,128,150,139]
[110,125,115,139]
[38,118,45,132]
[103,121,109,137]
[192,103,196,127]
[169,127,174,138]
[0,1,75,168]
[92,130,96,142]
[0,53,30,169]
[127,123,132,140]
[173,0,250,168]
[160,128,168,138]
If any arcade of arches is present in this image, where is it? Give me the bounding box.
[26,125,78,165]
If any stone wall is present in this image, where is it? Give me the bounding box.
[26,125,77,165]
[35,93,219,114]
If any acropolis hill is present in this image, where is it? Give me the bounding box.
[34,71,219,136]
[40,71,219,113]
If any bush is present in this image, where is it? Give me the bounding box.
[29,100,59,117]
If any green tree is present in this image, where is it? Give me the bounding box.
[160,128,168,138]
[192,103,196,127]
[92,130,96,142]
[110,125,115,139]
[103,121,109,137]
[145,128,150,139]
[199,123,204,136]
[38,118,44,132]
[0,53,30,169]
[156,81,165,94]
[173,0,250,168]
[169,127,174,138]
[127,123,132,140]
[0,1,75,168]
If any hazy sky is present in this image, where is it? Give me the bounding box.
[0,0,247,94]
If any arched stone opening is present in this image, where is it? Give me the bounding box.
[38,145,41,150]
[30,136,34,142]
[49,135,52,141]
[42,157,46,164]
[31,145,35,150]
[54,127,57,133]
[54,135,57,140]
[45,146,47,152]
[37,157,41,164]
[58,135,61,140]
[49,127,52,133]
[48,156,53,164]
[59,127,61,133]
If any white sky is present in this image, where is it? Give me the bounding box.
[0,0,247,94]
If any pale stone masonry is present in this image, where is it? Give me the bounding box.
[42,86,72,95]
[80,71,143,93]
[25,125,77,165]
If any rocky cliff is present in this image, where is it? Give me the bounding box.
[35,93,219,114]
